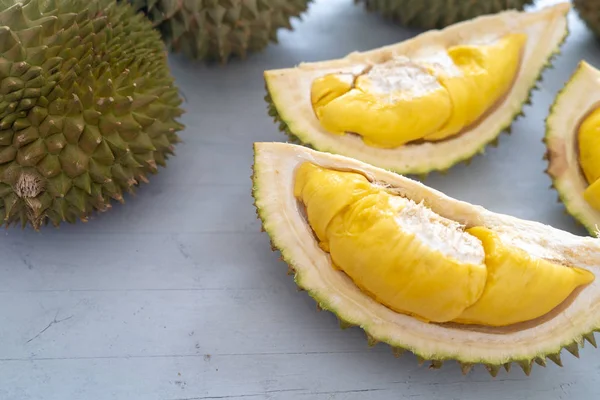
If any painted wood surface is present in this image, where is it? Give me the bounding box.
[2,0,600,398]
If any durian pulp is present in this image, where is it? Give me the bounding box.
[294,162,595,327]
[309,33,526,148]
[579,107,600,211]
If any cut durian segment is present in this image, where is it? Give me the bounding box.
[546,61,600,236]
[310,33,526,148]
[294,161,594,327]
[264,3,570,174]
[253,141,600,371]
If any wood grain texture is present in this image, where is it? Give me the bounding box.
[2,0,600,399]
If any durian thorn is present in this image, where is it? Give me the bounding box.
[547,353,563,367]
[485,364,500,378]
[584,332,598,348]
[366,334,378,347]
[459,362,473,375]
[503,362,512,373]
[27,211,45,232]
[113,194,125,204]
[315,302,322,312]
[338,319,353,330]
[429,360,443,370]
[416,356,426,366]
[286,266,294,275]
[565,342,580,358]
[518,360,533,376]
[534,357,546,367]
[392,347,405,358]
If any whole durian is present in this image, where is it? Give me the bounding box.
[355,0,535,29]
[127,0,314,63]
[0,0,185,230]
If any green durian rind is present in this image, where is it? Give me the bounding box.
[128,0,314,63]
[355,0,535,29]
[252,141,600,377]
[573,0,600,38]
[263,3,570,176]
[0,0,185,230]
[545,60,600,238]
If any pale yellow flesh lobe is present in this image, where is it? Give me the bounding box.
[584,179,600,211]
[294,162,595,327]
[309,33,526,148]
[457,226,595,326]
[578,107,600,211]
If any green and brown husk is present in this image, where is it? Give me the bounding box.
[355,0,535,29]
[127,0,314,63]
[0,0,185,230]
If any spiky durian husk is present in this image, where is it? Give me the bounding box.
[127,0,314,63]
[573,0,600,38]
[354,0,535,29]
[0,0,185,230]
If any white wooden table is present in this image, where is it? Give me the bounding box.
[3,0,600,398]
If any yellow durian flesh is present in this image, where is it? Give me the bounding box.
[578,107,600,211]
[294,162,595,327]
[294,162,487,322]
[455,226,595,326]
[584,179,600,211]
[309,33,526,148]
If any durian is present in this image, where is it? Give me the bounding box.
[573,0,600,38]
[264,3,569,176]
[545,60,600,237]
[127,0,314,63]
[354,0,535,30]
[0,0,185,230]
[252,141,600,376]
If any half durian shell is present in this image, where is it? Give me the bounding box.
[546,60,600,238]
[252,141,600,376]
[264,3,570,175]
